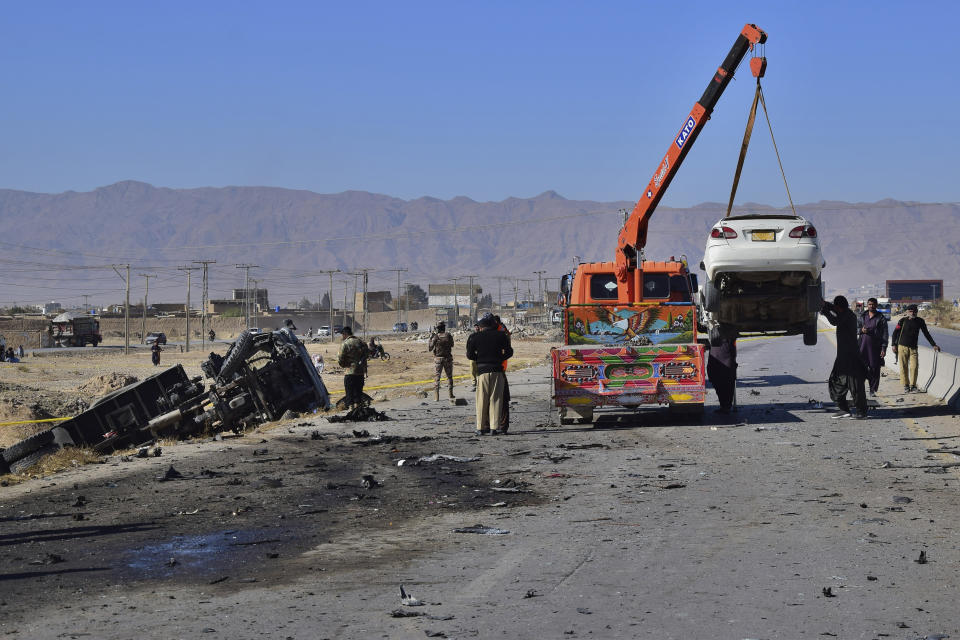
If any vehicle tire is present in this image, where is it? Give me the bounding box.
[702,280,720,313]
[2,430,55,464]
[381,351,390,360]
[558,407,575,426]
[803,321,818,346]
[0,457,10,475]
[9,443,59,473]
[807,277,824,313]
[217,330,255,383]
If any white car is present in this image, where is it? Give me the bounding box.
[699,213,824,345]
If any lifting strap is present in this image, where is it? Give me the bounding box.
[726,78,798,218]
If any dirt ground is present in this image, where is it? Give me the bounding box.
[0,330,559,450]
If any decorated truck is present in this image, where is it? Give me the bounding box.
[551,24,768,424]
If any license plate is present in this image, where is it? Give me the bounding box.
[751,230,775,241]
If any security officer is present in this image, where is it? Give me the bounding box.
[429,322,455,403]
[337,326,368,408]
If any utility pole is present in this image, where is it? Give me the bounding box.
[341,281,349,329]
[450,277,461,327]
[317,269,340,342]
[194,260,216,348]
[404,282,410,326]
[235,264,258,329]
[359,269,370,338]
[250,278,260,330]
[462,274,478,323]
[384,268,407,327]
[534,270,546,323]
[138,273,156,344]
[111,265,131,354]
[178,266,199,352]
[82,294,90,314]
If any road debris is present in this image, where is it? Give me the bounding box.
[453,524,510,535]
[399,584,424,606]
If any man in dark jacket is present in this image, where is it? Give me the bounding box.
[706,327,737,414]
[891,304,940,392]
[857,297,889,396]
[822,296,868,419]
[465,313,514,435]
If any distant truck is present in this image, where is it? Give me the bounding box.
[49,312,102,347]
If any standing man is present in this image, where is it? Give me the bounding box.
[429,322,455,403]
[822,296,868,419]
[151,340,162,367]
[466,313,513,435]
[706,327,738,414]
[337,326,368,408]
[494,315,512,433]
[891,304,940,393]
[857,297,889,397]
[469,321,481,391]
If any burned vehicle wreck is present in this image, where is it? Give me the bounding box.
[1,328,330,474]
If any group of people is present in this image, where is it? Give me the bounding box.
[3,345,24,362]
[824,296,939,420]
[333,314,514,435]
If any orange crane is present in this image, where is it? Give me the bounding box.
[552,24,767,424]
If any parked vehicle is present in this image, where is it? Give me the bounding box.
[393,322,408,332]
[318,326,330,336]
[699,213,824,345]
[49,312,102,347]
[145,332,167,345]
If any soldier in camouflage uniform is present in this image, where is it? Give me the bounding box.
[429,322,455,403]
[337,326,368,408]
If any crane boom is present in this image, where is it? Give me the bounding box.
[614,23,767,283]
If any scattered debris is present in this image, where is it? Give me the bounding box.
[329,406,391,422]
[892,496,913,504]
[400,584,424,607]
[389,609,424,618]
[158,465,183,481]
[453,524,510,535]
[360,475,379,489]
[822,586,835,597]
[915,550,927,564]
[523,590,540,598]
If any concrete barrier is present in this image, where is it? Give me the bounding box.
[927,352,958,401]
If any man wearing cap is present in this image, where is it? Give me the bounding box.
[337,326,369,408]
[891,304,940,393]
[466,313,513,435]
[429,321,455,403]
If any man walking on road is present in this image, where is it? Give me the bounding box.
[891,304,940,392]
[337,326,368,408]
[822,295,868,419]
[857,297,889,397]
[429,322,455,403]
[466,313,513,435]
[706,327,738,414]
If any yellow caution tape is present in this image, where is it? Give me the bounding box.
[0,417,70,428]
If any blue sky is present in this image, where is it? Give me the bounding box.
[1,0,958,207]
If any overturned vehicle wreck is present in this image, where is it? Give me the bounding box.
[1,328,330,474]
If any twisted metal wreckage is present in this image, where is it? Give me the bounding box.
[1,327,331,474]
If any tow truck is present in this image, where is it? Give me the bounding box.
[552,24,767,424]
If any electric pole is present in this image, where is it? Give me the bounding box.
[139,273,156,344]
[450,277,461,327]
[384,267,407,327]
[317,269,340,342]
[235,264,258,329]
[112,265,131,354]
[404,282,410,326]
[250,278,260,330]
[178,266,199,352]
[194,260,216,348]
[462,274,478,324]
[534,270,546,323]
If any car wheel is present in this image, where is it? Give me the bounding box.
[217,330,255,383]
[2,430,55,464]
[702,280,720,312]
[807,276,824,313]
[803,320,818,346]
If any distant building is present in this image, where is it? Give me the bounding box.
[427,284,482,309]
[232,288,269,309]
[355,291,393,313]
[39,301,63,315]
[886,279,943,302]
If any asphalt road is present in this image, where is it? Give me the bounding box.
[926,325,960,356]
[4,332,960,639]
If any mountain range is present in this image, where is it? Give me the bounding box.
[0,181,956,304]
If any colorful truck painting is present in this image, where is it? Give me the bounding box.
[552,303,705,421]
